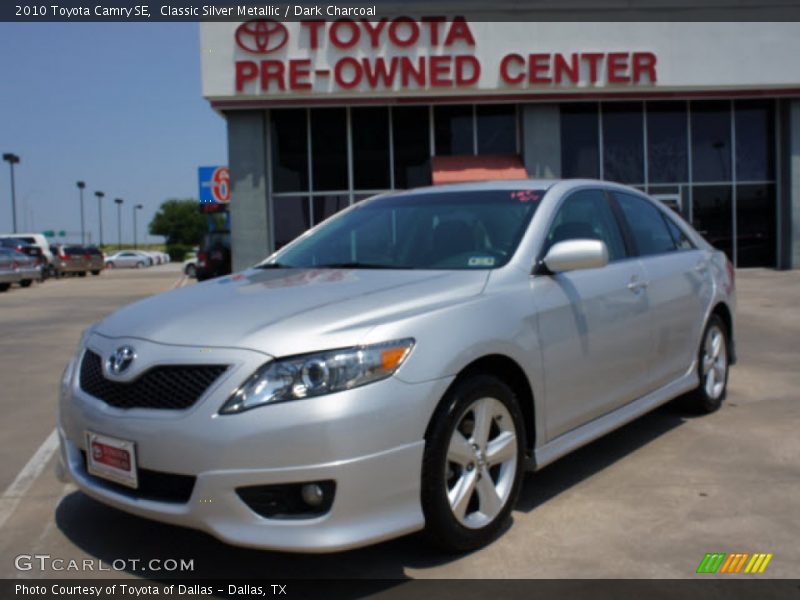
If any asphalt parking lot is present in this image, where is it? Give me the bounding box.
[0,267,797,580]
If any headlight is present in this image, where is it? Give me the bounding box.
[219,338,415,415]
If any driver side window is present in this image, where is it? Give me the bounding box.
[544,189,627,262]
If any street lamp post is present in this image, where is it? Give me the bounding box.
[2,153,20,233]
[94,191,105,247]
[114,198,124,250]
[77,181,86,245]
[133,204,143,249]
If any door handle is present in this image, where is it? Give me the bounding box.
[627,278,649,293]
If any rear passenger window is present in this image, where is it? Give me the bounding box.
[662,215,694,251]
[614,193,677,256]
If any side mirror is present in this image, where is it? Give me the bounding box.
[542,239,609,273]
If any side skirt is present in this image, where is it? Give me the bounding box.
[529,370,698,471]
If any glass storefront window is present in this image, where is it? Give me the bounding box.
[736,184,776,267]
[273,195,310,249]
[691,101,732,182]
[735,100,775,182]
[434,105,474,156]
[271,109,309,193]
[393,106,431,189]
[647,102,688,183]
[602,102,644,184]
[560,103,599,178]
[352,107,391,190]
[313,194,350,226]
[476,105,516,154]
[311,108,348,191]
[692,185,733,259]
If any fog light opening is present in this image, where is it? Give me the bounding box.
[301,483,325,507]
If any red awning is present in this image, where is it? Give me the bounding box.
[431,154,528,185]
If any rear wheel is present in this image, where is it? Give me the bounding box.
[136,261,145,269]
[20,279,32,287]
[185,264,196,278]
[421,375,525,552]
[91,270,100,276]
[0,283,9,292]
[684,315,729,414]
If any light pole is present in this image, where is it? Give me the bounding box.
[133,203,143,249]
[94,191,105,247]
[2,153,20,233]
[77,181,86,245]
[114,198,123,250]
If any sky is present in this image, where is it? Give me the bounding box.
[0,22,227,245]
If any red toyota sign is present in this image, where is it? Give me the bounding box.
[235,20,288,54]
[232,18,658,94]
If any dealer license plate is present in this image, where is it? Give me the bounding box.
[85,431,138,489]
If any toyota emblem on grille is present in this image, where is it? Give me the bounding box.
[108,346,136,375]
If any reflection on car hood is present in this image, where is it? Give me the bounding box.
[95,268,490,355]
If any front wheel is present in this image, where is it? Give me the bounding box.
[185,264,196,278]
[421,374,525,552]
[91,270,100,276]
[0,283,9,292]
[684,315,730,414]
[136,261,145,269]
[20,279,32,287]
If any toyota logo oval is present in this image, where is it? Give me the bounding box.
[108,346,136,375]
[235,20,288,54]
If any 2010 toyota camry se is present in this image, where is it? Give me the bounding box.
[57,180,735,552]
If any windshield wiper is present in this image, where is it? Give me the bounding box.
[315,262,408,269]
[255,262,291,269]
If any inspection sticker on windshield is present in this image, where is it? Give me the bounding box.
[85,431,138,489]
[468,256,496,267]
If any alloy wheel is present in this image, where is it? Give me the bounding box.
[702,325,728,400]
[445,397,518,529]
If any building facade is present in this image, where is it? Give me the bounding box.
[200,19,800,270]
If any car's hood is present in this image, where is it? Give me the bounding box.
[95,268,489,355]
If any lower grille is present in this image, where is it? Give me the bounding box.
[79,350,228,410]
[80,451,195,504]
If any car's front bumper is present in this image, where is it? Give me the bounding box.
[58,335,452,552]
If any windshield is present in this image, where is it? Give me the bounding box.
[268,189,544,270]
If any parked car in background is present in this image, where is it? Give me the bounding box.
[57,180,735,553]
[0,233,53,276]
[0,238,45,284]
[84,247,106,276]
[182,249,198,278]
[51,245,91,277]
[105,250,152,269]
[0,248,23,292]
[196,231,231,281]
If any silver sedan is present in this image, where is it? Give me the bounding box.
[57,180,735,552]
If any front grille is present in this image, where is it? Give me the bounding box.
[79,350,228,410]
[80,451,195,503]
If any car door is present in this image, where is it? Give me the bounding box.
[611,191,713,390]
[532,188,653,440]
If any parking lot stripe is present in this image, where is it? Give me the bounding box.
[0,428,59,530]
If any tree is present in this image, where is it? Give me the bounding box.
[148,199,207,246]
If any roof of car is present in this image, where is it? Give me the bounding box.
[382,178,650,197]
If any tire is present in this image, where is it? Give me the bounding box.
[91,270,100,276]
[421,374,525,552]
[20,279,32,287]
[0,283,9,292]
[683,314,730,414]
[185,264,196,278]
[136,261,145,269]
[106,262,114,269]
[78,271,86,277]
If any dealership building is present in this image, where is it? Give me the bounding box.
[200,18,800,271]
